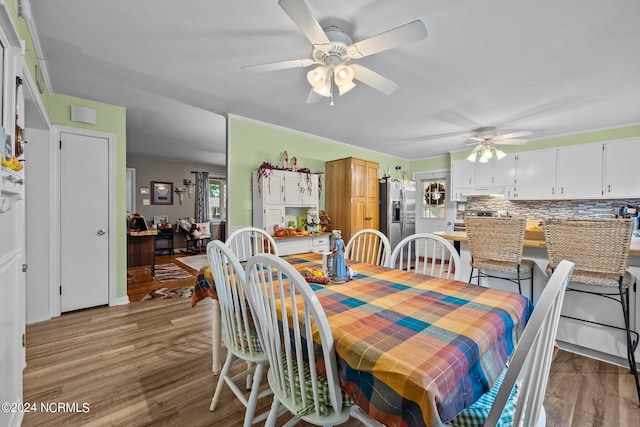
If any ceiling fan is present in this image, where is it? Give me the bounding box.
[463,127,532,162]
[242,0,428,105]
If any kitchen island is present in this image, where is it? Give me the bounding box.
[436,230,640,370]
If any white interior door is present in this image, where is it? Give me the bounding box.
[60,132,109,312]
[414,171,455,234]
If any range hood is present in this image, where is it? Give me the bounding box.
[461,186,506,197]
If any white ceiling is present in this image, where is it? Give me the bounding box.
[27,0,640,166]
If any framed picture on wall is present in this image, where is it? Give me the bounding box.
[151,181,173,205]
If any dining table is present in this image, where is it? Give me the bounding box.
[193,251,533,427]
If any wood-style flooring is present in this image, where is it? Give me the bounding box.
[21,253,640,426]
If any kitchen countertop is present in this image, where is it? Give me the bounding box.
[434,230,640,257]
[273,231,331,241]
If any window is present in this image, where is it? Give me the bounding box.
[422,179,446,219]
[209,177,226,221]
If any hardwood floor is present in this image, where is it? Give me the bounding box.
[126,253,204,302]
[21,253,640,426]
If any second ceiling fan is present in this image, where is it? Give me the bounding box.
[463,127,533,162]
[242,0,428,104]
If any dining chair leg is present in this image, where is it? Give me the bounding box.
[210,351,234,411]
[516,266,523,295]
[243,363,265,427]
[469,266,476,286]
[265,397,281,427]
[619,282,640,406]
[211,300,222,374]
[246,361,254,389]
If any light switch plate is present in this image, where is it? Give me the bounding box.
[142,199,150,205]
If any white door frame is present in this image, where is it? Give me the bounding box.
[50,125,116,316]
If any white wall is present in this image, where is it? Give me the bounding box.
[25,129,52,324]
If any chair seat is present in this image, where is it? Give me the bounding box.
[448,367,519,427]
[278,351,354,418]
[472,258,534,275]
[545,265,633,288]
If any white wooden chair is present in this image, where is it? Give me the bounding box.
[206,240,271,427]
[447,260,575,427]
[389,233,461,280]
[244,253,382,427]
[226,226,278,262]
[345,228,391,267]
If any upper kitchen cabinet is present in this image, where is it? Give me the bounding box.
[555,144,603,199]
[326,157,379,241]
[258,169,285,204]
[450,154,516,200]
[513,149,556,200]
[604,138,640,198]
[283,171,319,205]
[450,159,472,201]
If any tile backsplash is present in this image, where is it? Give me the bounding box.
[464,197,640,220]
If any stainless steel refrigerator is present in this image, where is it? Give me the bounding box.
[379,178,416,250]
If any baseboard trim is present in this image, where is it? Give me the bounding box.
[114,296,130,306]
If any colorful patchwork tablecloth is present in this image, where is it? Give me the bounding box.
[284,252,533,427]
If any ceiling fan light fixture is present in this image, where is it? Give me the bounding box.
[307,65,329,90]
[333,64,356,96]
[494,148,506,159]
[481,149,493,162]
[467,150,479,162]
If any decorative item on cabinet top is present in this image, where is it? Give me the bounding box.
[255,156,323,195]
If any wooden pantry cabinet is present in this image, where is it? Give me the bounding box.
[325,157,379,241]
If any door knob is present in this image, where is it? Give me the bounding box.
[97,229,106,235]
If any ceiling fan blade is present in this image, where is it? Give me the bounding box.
[242,58,315,73]
[494,139,529,145]
[278,0,330,46]
[347,20,427,59]
[305,89,323,104]
[350,64,399,95]
[496,130,533,140]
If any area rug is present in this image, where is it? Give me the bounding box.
[141,287,193,301]
[154,263,193,282]
[175,254,209,271]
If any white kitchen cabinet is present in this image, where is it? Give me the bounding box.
[258,170,285,205]
[513,149,556,200]
[451,159,473,188]
[490,153,516,187]
[604,138,640,198]
[263,205,285,236]
[450,159,472,201]
[284,171,319,206]
[275,234,331,256]
[253,170,321,250]
[556,144,603,199]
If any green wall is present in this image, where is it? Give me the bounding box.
[228,116,411,227]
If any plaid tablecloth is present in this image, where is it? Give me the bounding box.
[284,252,533,427]
[191,266,217,307]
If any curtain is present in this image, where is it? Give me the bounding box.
[194,171,210,223]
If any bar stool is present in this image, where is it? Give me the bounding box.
[543,218,640,406]
[465,217,535,300]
